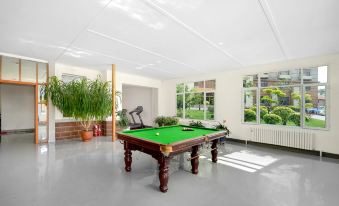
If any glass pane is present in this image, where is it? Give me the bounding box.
[185,93,204,120]
[38,63,47,83]
[176,83,184,93]
[21,60,36,82]
[1,56,19,81]
[205,80,216,92]
[186,81,204,93]
[176,94,183,118]
[38,124,48,141]
[244,90,257,123]
[243,75,258,88]
[38,104,47,122]
[260,87,300,126]
[303,66,327,84]
[38,85,47,104]
[261,69,301,87]
[304,86,326,128]
[61,73,83,83]
[206,92,214,120]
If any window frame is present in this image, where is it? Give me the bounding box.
[176,80,216,121]
[242,66,329,130]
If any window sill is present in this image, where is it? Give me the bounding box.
[241,122,329,131]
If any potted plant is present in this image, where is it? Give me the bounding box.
[189,120,205,128]
[154,116,179,127]
[117,109,130,130]
[47,76,112,142]
[214,120,230,143]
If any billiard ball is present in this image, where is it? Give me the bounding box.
[156,133,160,136]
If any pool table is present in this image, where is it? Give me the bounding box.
[116,125,226,192]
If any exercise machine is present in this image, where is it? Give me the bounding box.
[129,106,145,129]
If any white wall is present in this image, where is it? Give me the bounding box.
[122,85,158,126]
[106,70,162,121]
[0,84,35,130]
[160,53,339,155]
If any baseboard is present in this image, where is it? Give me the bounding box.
[225,138,247,144]
[1,129,34,134]
[322,152,339,159]
[225,138,339,160]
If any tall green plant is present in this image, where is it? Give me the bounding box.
[47,76,112,131]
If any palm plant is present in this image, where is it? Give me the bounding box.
[47,76,112,131]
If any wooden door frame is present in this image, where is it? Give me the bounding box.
[0,55,49,144]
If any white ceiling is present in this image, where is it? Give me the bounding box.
[0,0,338,79]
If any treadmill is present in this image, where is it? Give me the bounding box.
[129,106,145,130]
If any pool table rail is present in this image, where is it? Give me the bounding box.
[117,129,226,156]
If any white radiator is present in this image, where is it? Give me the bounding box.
[250,127,314,150]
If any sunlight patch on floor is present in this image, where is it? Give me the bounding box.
[202,150,278,173]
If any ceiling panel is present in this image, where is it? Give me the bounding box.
[59,54,175,80]
[88,0,240,71]
[0,0,109,60]
[71,31,204,77]
[1,0,338,80]
[149,0,285,65]
[58,45,181,79]
[265,0,339,58]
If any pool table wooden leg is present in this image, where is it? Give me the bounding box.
[124,142,132,172]
[191,145,199,174]
[211,139,218,163]
[158,156,170,193]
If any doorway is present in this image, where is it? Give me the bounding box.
[122,84,158,127]
[0,84,35,143]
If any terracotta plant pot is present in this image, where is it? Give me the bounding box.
[81,131,93,142]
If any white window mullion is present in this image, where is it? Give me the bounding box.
[204,92,207,120]
[183,88,186,119]
[301,85,305,128]
[257,74,261,124]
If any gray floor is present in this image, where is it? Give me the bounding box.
[1,134,339,206]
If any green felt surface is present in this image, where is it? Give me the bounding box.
[121,125,220,145]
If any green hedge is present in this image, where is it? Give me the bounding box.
[272,106,294,125]
[244,109,256,122]
[263,114,282,125]
[289,112,301,126]
[250,106,268,119]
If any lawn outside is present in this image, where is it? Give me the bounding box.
[258,118,326,128]
[185,109,214,120]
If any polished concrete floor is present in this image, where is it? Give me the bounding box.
[1,134,339,206]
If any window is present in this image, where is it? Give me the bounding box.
[21,60,36,82]
[61,73,84,83]
[243,90,257,123]
[243,66,328,129]
[1,56,19,81]
[176,80,215,120]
